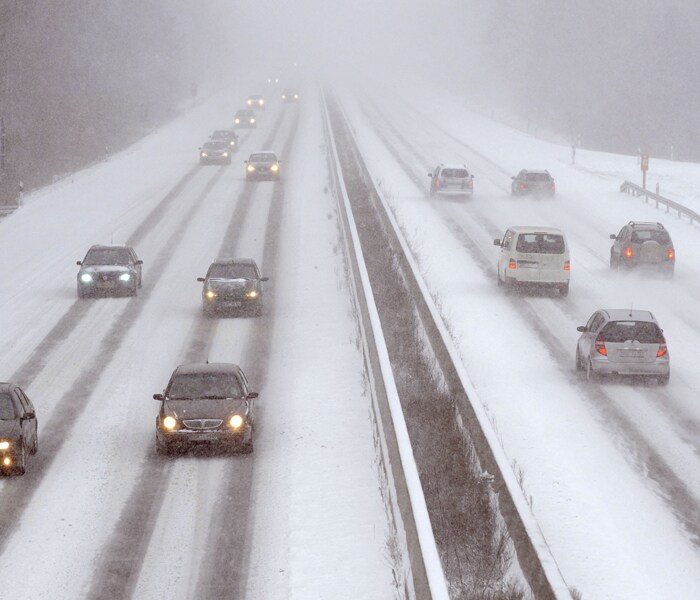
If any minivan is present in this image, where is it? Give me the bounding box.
[494,226,570,296]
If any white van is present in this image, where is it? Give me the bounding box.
[493,226,570,296]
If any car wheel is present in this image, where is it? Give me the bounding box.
[240,440,254,454]
[575,348,582,371]
[657,373,670,386]
[505,276,517,293]
[496,270,503,287]
[585,359,598,382]
[15,440,27,475]
[138,274,143,288]
[156,435,172,456]
[31,431,38,455]
[130,284,138,297]
[560,282,569,297]
[77,284,87,298]
[203,304,215,318]
[609,253,618,270]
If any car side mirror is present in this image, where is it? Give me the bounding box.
[136,260,143,265]
[576,326,587,332]
[76,261,82,266]
[493,239,502,246]
[247,392,259,399]
[609,234,617,240]
[153,393,163,401]
[260,277,269,282]
[511,176,516,180]
[197,277,205,282]
[244,160,248,164]
[24,411,36,420]
[427,173,433,178]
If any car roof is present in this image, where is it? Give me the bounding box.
[249,150,277,157]
[628,221,666,230]
[508,226,565,235]
[210,257,258,267]
[88,244,132,251]
[521,169,550,175]
[0,382,13,393]
[173,362,242,376]
[600,309,656,322]
[439,163,469,170]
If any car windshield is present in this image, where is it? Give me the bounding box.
[515,233,565,254]
[203,141,226,149]
[168,373,244,399]
[442,168,469,178]
[600,321,663,344]
[630,229,671,244]
[0,394,16,420]
[83,248,132,266]
[208,263,257,279]
[525,172,551,181]
[249,153,276,163]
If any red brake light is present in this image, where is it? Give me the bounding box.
[595,336,607,356]
[519,183,526,189]
[509,259,517,270]
[657,336,668,357]
[564,260,570,271]
[667,248,675,261]
[625,246,633,258]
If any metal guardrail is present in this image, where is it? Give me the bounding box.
[620,180,700,225]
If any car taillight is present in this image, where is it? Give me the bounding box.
[595,336,607,356]
[667,248,675,261]
[519,183,526,189]
[564,260,570,271]
[625,246,633,258]
[657,336,668,357]
[468,180,473,188]
[436,179,442,187]
[509,259,517,270]
[550,184,556,190]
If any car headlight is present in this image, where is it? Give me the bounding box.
[80,273,93,283]
[281,95,286,100]
[247,100,252,105]
[294,94,299,99]
[119,273,131,281]
[247,164,256,172]
[201,152,208,157]
[223,152,229,157]
[229,415,244,429]
[259,100,264,105]
[234,118,240,124]
[163,416,178,430]
[270,164,279,172]
[0,441,10,451]
[205,290,218,299]
[246,290,258,298]
[229,141,236,147]
[250,118,256,124]
[2,457,11,467]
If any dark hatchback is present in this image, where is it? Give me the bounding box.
[77,245,143,298]
[511,170,556,196]
[197,258,268,317]
[0,383,38,475]
[154,363,257,454]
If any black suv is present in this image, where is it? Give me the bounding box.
[609,221,675,276]
[154,363,257,454]
[197,258,268,317]
[0,383,38,475]
[77,245,143,297]
[511,170,556,196]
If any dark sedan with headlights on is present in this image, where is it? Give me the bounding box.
[0,382,38,476]
[245,151,281,181]
[198,257,268,317]
[210,129,239,152]
[200,140,232,165]
[154,362,257,454]
[233,108,256,129]
[77,245,142,298]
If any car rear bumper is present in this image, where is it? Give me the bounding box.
[591,357,669,377]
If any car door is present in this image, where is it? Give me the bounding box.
[612,226,629,260]
[129,247,142,283]
[579,312,604,358]
[14,388,36,450]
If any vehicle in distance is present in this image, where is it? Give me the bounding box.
[493,226,570,296]
[575,309,669,384]
[234,108,256,128]
[609,221,674,276]
[154,363,257,454]
[200,140,232,165]
[197,258,268,317]
[428,164,474,197]
[246,94,265,109]
[77,245,143,298]
[511,170,556,196]
[210,129,239,151]
[245,151,281,181]
[0,383,38,476]
[281,88,299,102]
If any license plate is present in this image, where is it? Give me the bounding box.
[224,301,242,307]
[97,282,115,288]
[620,350,645,357]
[191,432,219,441]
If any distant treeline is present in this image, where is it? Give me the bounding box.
[0,1,227,203]
[477,1,700,160]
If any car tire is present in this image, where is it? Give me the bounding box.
[496,270,503,287]
[560,282,569,297]
[240,440,254,454]
[203,305,215,318]
[130,285,138,297]
[610,253,618,270]
[585,359,598,382]
[31,431,38,455]
[77,284,87,298]
[15,440,27,475]
[575,348,583,371]
[657,373,670,386]
[156,436,172,456]
[505,276,517,293]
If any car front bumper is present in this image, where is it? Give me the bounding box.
[157,426,252,448]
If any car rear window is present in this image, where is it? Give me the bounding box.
[630,230,671,244]
[168,373,244,399]
[441,168,469,178]
[208,264,257,279]
[0,394,16,420]
[525,172,552,181]
[515,233,565,254]
[600,321,663,344]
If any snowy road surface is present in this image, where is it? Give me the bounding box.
[1,77,700,600]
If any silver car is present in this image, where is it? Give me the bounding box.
[575,309,669,384]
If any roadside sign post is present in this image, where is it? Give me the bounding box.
[641,154,649,190]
